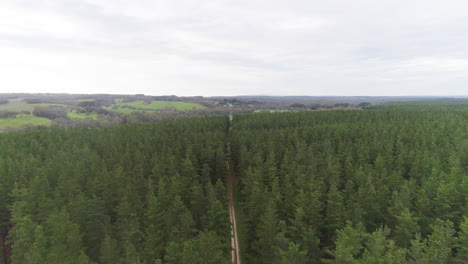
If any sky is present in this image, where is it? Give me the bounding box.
[1,0,468,96]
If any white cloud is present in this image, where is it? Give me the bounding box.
[0,0,468,95]
[0,3,82,38]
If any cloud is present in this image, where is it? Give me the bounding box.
[0,0,467,95]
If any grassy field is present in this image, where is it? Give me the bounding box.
[109,108,137,114]
[0,100,35,112]
[67,112,98,120]
[121,101,207,110]
[0,115,51,129]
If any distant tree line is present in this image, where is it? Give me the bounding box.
[32,106,68,120]
[0,111,29,119]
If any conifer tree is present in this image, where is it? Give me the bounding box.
[393,208,420,248]
[254,200,280,263]
[43,210,92,264]
[288,207,321,262]
[360,227,407,264]
[25,225,47,264]
[409,219,456,264]
[455,216,468,263]
[99,234,120,264]
[206,198,231,250]
[9,215,37,264]
[325,182,346,241]
[325,221,365,264]
[278,242,307,264]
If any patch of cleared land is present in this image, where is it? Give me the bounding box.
[0,100,35,112]
[109,108,138,114]
[67,112,98,120]
[0,115,51,129]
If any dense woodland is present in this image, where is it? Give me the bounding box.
[0,101,467,263]
[0,117,231,264]
[231,103,468,263]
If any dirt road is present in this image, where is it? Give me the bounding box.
[226,113,240,264]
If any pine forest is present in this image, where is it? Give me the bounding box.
[0,101,467,264]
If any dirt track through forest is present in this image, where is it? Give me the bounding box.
[226,113,241,264]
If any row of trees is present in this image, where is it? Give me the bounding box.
[0,111,30,119]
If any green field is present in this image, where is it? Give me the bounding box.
[67,112,98,120]
[121,101,207,110]
[0,100,35,112]
[109,108,138,114]
[0,115,51,129]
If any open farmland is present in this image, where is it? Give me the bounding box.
[0,115,51,130]
[67,112,98,120]
[0,100,34,112]
[109,108,138,114]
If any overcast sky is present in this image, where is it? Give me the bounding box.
[1,0,468,96]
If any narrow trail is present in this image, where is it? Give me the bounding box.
[226,113,241,264]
